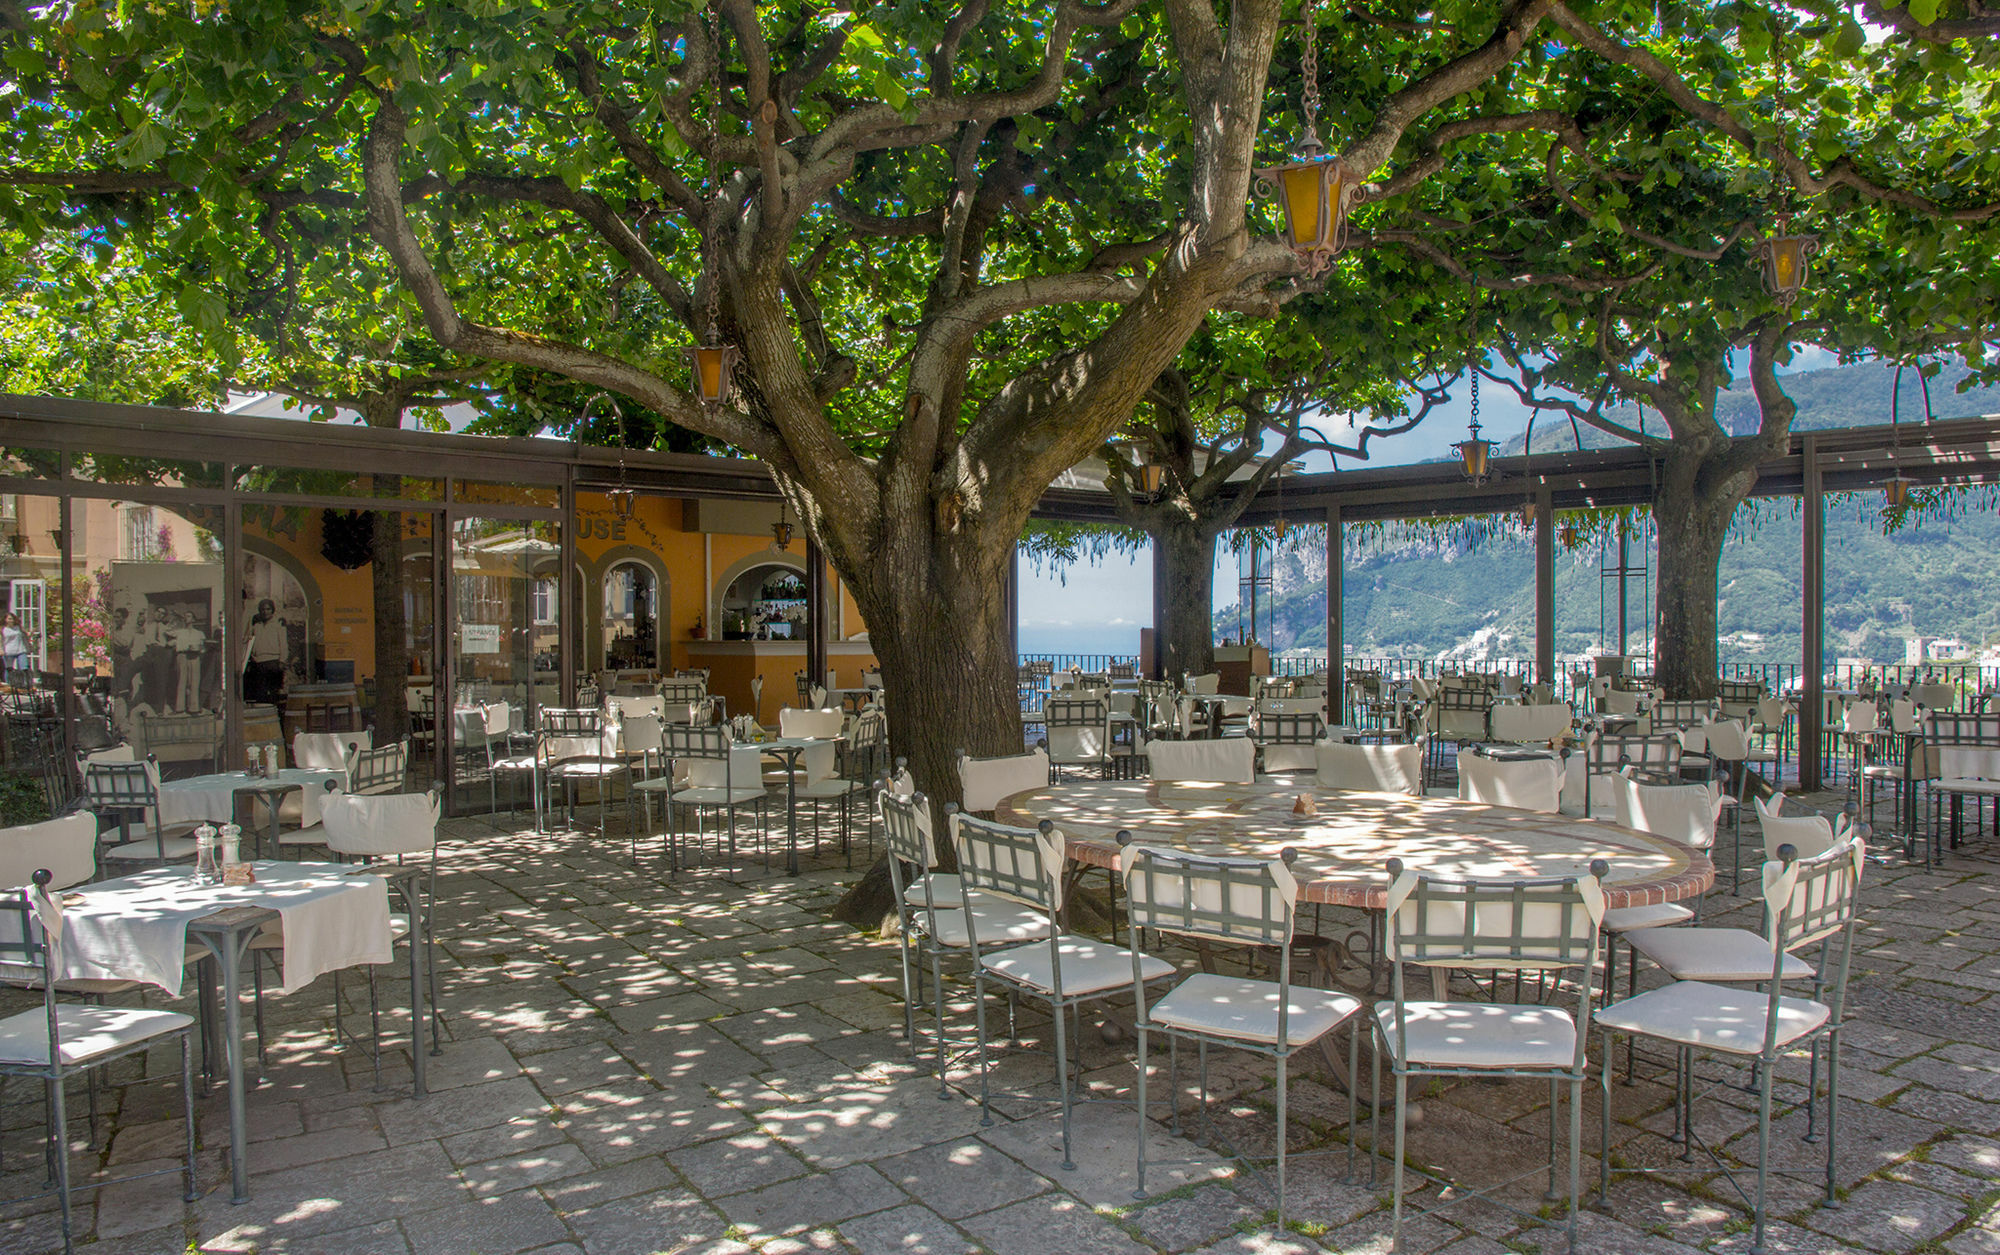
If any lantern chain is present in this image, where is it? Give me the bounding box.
[705,3,723,343]
[1299,0,1321,154]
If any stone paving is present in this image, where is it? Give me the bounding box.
[2,787,1999,1255]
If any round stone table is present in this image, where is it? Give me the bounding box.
[995,778,1711,910]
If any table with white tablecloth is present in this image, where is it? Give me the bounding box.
[156,768,347,831]
[49,861,418,1203]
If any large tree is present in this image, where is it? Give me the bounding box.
[1356,4,2000,696]
[0,0,1586,817]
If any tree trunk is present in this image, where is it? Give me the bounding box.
[1652,446,1757,701]
[370,505,409,740]
[830,519,1022,928]
[362,395,410,742]
[1155,519,1219,681]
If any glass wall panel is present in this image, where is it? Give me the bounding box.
[71,496,228,778]
[235,465,443,502]
[456,481,560,509]
[0,446,61,478]
[450,516,560,813]
[603,561,659,671]
[69,453,227,491]
[240,503,437,783]
[0,490,69,806]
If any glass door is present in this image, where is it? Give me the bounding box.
[448,515,560,814]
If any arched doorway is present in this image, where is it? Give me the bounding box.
[602,558,660,670]
[717,561,806,640]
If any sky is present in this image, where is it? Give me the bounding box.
[1014,347,1844,656]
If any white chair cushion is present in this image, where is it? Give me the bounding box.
[958,750,1051,813]
[277,824,327,846]
[1600,902,1695,934]
[1625,926,1815,983]
[1317,742,1423,795]
[1935,777,2000,796]
[0,812,98,891]
[1457,750,1562,813]
[322,791,438,858]
[1149,972,1361,1046]
[796,776,866,801]
[1146,737,1256,784]
[904,873,964,908]
[670,785,768,806]
[1373,1001,1578,1069]
[103,836,201,862]
[980,934,1174,998]
[1595,980,1830,1055]
[0,1004,194,1066]
[925,896,1055,949]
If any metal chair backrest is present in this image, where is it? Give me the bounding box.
[83,758,159,813]
[847,710,888,777]
[1650,699,1716,731]
[1765,837,1864,957]
[1841,699,1880,735]
[1435,687,1489,740]
[956,748,1050,813]
[1457,750,1562,812]
[1754,793,1845,861]
[1385,858,1606,974]
[1610,772,1721,850]
[879,789,936,870]
[1586,732,1680,780]
[612,694,666,722]
[322,786,441,859]
[1122,843,1296,949]
[0,813,98,891]
[543,707,602,736]
[1316,741,1423,795]
[0,872,63,1026]
[661,680,705,706]
[1146,736,1256,783]
[1718,679,1766,720]
[664,722,731,763]
[949,809,1061,916]
[622,714,665,765]
[349,741,409,795]
[1923,711,2000,779]
[1045,698,1109,763]
[1255,711,1323,746]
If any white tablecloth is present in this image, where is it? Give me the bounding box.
[157,769,347,830]
[54,861,392,997]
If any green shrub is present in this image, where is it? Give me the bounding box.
[0,770,51,826]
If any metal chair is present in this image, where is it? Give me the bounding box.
[1144,736,1255,784]
[82,757,202,865]
[949,808,1172,1170]
[1456,749,1562,812]
[795,709,887,867]
[650,724,766,874]
[1373,856,1607,1253]
[0,871,198,1254]
[1252,710,1323,775]
[1596,838,1864,1255]
[1044,697,1114,780]
[540,708,628,835]
[1123,842,1361,1231]
[321,786,447,1062]
[1315,740,1423,795]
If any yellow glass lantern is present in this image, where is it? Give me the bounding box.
[685,344,738,405]
[1755,217,1819,307]
[1135,461,1166,498]
[1255,154,1356,277]
[1883,474,1911,509]
[1558,521,1579,549]
[609,458,637,520]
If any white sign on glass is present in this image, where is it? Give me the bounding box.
[461,624,502,655]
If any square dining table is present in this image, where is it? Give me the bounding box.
[53,861,426,1203]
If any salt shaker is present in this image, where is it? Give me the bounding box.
[264,743,280,777]
[218,823,242,876]
[194,825,219,884]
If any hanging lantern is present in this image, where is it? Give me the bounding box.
[1251,0,1354,277]
[1274,515,1289,541]
[1882,474,1911,509]
[1453,366,1489,484]
[771,497,794,551]
[1518,500,1537,531]
[608,457,637,520]
[1558,520,1579,549]
[685,344,738,405]
[1754,216,1819,307]
[1256,154,1356,277]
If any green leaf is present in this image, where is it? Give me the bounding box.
[875,69,907,110]
[1829,18,1866,56]
[1907,0,1940,25]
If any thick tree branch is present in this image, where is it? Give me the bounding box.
[362,97,775,457]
